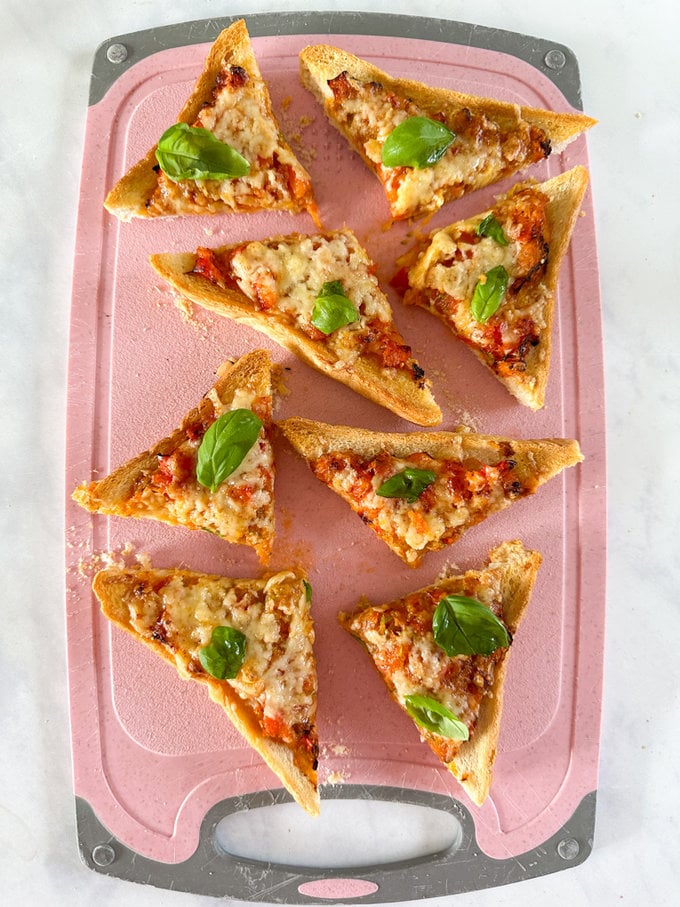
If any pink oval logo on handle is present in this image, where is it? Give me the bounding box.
[298,878,379,899]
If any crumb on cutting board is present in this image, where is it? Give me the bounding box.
[72,543,152,578]
[435,561,462,583]
[326,770,350,784]
[330,744,349,756]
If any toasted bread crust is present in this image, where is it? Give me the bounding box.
[339,540,541,804]
[105,20,317,222]
[523,165,589,408]
[299,44,595,219]
[403,166,590,410]
[72,350,275,561]
[278,416,583,480]
[93,566,320,816]
[149,232,442,427]
[446,541,541,804]
[507,166,589,408]
[300,44,595,146]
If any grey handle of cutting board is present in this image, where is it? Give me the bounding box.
[90,11,586,111]
[76,786,596,902]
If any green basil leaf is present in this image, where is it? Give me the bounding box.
[404,694,469,740]
[196,409,262,493]
[476,214,509,246]
[320,280,345,296]
[432,594,511,657]
[303,580,312,603]
[381,117,456,170]
[198,626,247,680]
[155,123,250,181]
[376,467,436,503]
[310,280,359,335]
[470,265,509,323]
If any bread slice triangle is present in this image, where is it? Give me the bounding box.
[150,228,442,426]
[93,566,319,815]
[299,44,596,221]
[339,540,541,805]
[72,350,276,562]
[105,20,318,223]
[279,417,582,567]
[395,166,589,409]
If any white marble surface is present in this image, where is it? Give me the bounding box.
[2,0,679,904]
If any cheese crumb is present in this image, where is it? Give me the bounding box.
[326,771,348,784]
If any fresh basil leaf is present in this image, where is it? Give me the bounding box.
[320,280,345,297]
[376,467,436,503]
[432,595,511,657]
[310,280,359,335]
[155,122,250,181]
[303,580,312,603]
[381,117,456,170]
[198,626,247,680]
[476,214,509,246]
[196,409,262,493]
[470,265,509,323]
[404,694,469,740]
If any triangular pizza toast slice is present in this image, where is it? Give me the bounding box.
[150,228,442,427]
[105,20,318,223]
[73,350,276,562]
[393,167,590,409]
[339,540,541,805]
[93,566,320,815]
[279,417,582,567]
[299,44,595,221]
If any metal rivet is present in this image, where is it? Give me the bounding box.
[557,837,580,860]
[544,49,567,71]
[106,43,128,64]
[92,843,116,867]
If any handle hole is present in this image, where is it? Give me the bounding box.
[214,797,462,869]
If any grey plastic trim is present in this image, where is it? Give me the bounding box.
[75,786,596,902]
[89,12,585,109]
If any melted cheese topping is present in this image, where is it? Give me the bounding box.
[413,225,549,346]
[312,450,524,566]
[327,72,548,218]
[149,65,310,215]
[131,385,274,548]
[404,187,552,372]
[127,571,316,741]
[365,624,471,720]
[349,577,505,751]
[228,231,395,368]
[418,227,519,301]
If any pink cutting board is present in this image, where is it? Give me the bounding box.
[65,19,606,884]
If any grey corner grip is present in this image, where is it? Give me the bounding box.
[75,786,597,903]
[89,12,584,109]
